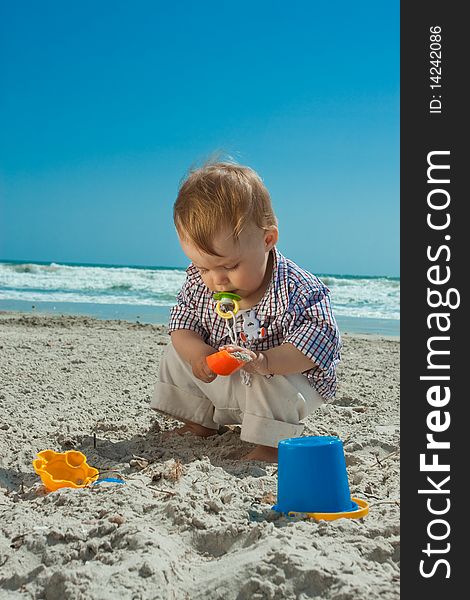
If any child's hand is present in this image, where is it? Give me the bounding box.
[191,352,218,383]
[219,345,271,376]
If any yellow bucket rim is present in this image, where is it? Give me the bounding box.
[287,497,369,521]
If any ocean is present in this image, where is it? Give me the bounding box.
[0,260,399,336]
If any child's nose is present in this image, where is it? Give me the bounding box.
[214,273,230,286]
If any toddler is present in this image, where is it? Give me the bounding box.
[151,162,341,462]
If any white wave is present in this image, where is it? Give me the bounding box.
[0,262,186,296]
[332,305,400,320]
[0,289,175,307]
[0,262,400,320]
[324,276,400,321]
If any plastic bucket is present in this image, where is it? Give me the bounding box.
[274,436,356,514]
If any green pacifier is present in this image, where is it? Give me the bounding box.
[213,292,242,319]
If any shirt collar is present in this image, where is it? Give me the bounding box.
[255,246,290,318]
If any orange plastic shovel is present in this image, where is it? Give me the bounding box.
[206,349,252,376]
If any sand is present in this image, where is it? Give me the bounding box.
[0,312,400,599]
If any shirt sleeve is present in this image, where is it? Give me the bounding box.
[282,287,341,386]
[168,277,209,342]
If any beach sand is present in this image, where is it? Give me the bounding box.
[0,312,399,599]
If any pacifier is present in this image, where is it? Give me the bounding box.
[213,292,241,319]
[211,291,254,385]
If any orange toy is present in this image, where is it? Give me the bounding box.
[33,450,99,492]
[206,349,252,376]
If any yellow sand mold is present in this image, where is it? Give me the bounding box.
[33,449,99,492]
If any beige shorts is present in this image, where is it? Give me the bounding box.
[151,343,324,448]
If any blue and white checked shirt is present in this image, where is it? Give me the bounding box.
[168,247,341,398]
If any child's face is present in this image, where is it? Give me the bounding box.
[179,223,278,299]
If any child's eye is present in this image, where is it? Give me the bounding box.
[225,264,239,271]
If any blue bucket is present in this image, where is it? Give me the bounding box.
[274,436,356,514]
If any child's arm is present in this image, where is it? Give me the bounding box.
[171,329,218,382]
[255,343,315,375]
[221,343,314,376]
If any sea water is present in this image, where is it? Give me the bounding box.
[0,260,399,336]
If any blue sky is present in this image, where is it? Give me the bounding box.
[0,1,399,277]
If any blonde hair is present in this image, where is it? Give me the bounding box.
[174,161,277,256]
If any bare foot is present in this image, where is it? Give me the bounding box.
[242,445,278,462]
[163,420,218,439]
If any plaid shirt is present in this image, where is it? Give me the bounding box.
[168,247,341,398]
